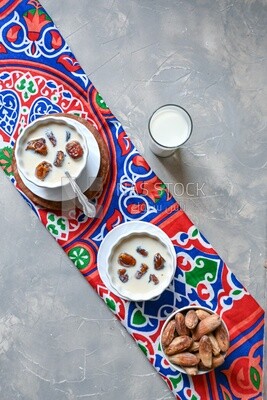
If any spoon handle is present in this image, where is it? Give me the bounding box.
[65,171,96,218]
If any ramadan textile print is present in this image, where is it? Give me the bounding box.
[0,1,264,399]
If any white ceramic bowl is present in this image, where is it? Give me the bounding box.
[15,115,88,189]
[106,230,176,302]
[160,305,230,375]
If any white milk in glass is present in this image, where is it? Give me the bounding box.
[149,105,192,157]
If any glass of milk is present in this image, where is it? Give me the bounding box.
[148,104,193,157]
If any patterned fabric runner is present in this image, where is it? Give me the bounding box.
[0,1,264,399]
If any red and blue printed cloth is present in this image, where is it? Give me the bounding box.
[0,1,264,399]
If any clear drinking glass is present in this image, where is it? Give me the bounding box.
[148,104,193,157]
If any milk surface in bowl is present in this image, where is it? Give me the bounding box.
[16,117,88,188]
[107,232,175,301]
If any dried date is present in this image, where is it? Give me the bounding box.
[154,252,165,270]
[199,335,213,369]
[214,323,230,352]
[149,274,159,285]
[35,161,52,180]
[185,310,199,330]
[165,335,193,356]
[211,354,226,369]
[118,253,136,267]
[161,320,176,348]
[45,129,57,147]
[66,140,84,159]
[135,263,149,279]
[175,312,190,336]
[26,138,48,156]
[118,268,129,283]
[208,334,221,356]
[195,309,211,320]
[53,150,65,167]
[192,314,221,341]
[183,366,199,376]
[136,246,148,256]
[168,352,199,368]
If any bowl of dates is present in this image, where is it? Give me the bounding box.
[15,115,88,189]
[160,305,230,375]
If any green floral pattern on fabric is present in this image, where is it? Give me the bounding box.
[96,92,108,109]
[0,147,13,176]
[68,246,90,270]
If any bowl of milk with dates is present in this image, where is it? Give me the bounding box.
[107,228,176,302]
[15,115,88,189]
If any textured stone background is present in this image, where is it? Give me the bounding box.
[0,1,266,399]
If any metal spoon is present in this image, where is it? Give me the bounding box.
[64,171,96,218]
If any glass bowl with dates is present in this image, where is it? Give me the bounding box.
[106,228,176,302]
[15,115,88,189]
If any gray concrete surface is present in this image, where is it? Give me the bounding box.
[0,0,266,399]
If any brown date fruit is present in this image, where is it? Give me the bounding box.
[118,268,129,283]
[45,130,57,147]
[149,274,159,285]
[165,335,193,356]
[53,150,65,167]
[154,252,165,270]
[211,354,226,368]
[66,140,84,159]
[35,161,52,180]
[135,263,149,279]
[136,246,148,256]
[199,335,213,369]
[192,314,221,341]
[175,312,190,336]
[214,323,230,352]
[26,138,48,155]
[208,334,221,356]
[118,253,136,267]
[161,320,176,348]
[183,366,199,376]
[185,310,199,330]
[168,352,199,367]
[195,309,212,320]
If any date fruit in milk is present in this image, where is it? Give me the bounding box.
[150,108,191,147]
[108,234,172,297]
[22,122,85,184]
